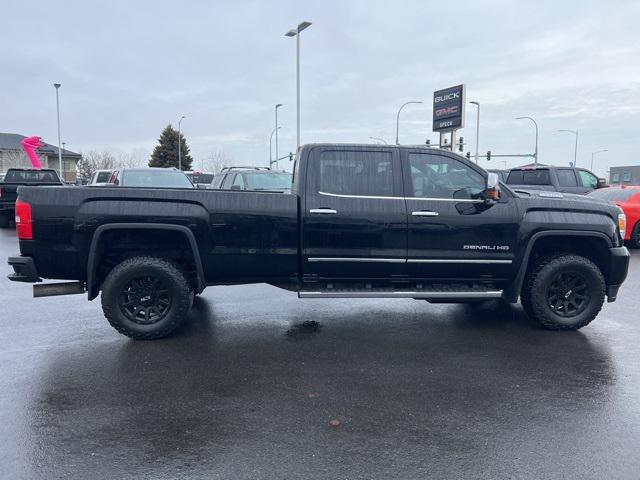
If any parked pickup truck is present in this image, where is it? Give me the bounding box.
[506,165,608,194]
[0,168,64,227]
[7,144,630,339]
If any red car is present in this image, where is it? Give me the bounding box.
[589,185,640,248]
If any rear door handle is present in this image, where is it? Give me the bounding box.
[412,210,439,217]
[310,208,337,214]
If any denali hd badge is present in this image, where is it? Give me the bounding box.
[463,245,510,251]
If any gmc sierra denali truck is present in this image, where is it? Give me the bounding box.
[7,144,630,339]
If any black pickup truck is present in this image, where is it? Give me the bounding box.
[0,168,64,227]
[7,144,630,339]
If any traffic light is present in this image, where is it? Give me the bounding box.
[289,152,293,162]
[486,150,491,161]
[465,152,471,160]
[458,137,464,152]
[425,139,431,146]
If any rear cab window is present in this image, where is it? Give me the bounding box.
[557,169,578,187]
[316,149,396,197]
[507,169,551,185]
[4,170,61,183]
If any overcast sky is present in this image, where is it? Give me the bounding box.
[2,0,639,175]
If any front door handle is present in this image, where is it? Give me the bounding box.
[412,210,439,217]
[310,208,337,214]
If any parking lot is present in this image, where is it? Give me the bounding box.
[0,226,639,479]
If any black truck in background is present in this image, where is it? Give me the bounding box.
[0,168,63,227]
[7,144,630,339]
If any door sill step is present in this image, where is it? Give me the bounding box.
[298,290,503,299]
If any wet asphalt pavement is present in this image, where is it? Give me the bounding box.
[0,227,639,479]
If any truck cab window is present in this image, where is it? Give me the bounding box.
[318,150,394,196]
[578,170,598,189]
[221,174,235,189]
[557,169,578,187]
[232,173,245,190]
[409,153,484,200]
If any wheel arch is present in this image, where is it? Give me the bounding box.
[504,230,613,303]
[87,223,206,300]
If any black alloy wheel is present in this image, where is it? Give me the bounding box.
[119,275,172,325]
[545,271,589,318]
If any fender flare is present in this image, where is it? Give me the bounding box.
[504,230,613,302]
[87,223,207,300]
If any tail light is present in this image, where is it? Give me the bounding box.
[0,187,3,198]
[15,199,33,240]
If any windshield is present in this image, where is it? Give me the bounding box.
[187,173,214,184]
[122,170,194,188]
[244,173,292,190]
[588,188,639,202]
[3,170,61,183]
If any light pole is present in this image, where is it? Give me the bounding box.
[590,149,608,172]
[178,115,185,170]
[275,103,283,164]
[270,127,281,168]
[558,129,579,166]
[53,83,62,179]
[61,142,66,180]
[285,21,312,151]
[369,136,387,144]
[395,101,422,145]
[516,116,539,165]
[469,101,480,164]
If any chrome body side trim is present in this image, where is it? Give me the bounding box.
[307,257,405,263]
[298,291,503,299]
[318,191,483,203]
[408,259,512,264]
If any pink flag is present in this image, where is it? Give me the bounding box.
[20,136,44,169]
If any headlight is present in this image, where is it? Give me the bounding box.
[618,213,626,241]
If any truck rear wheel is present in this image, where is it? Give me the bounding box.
[101,256,193,340]
[521,253,605,330]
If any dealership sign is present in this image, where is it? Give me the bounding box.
[432,84,465,132]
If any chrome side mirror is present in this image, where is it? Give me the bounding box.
[484,172,501,203]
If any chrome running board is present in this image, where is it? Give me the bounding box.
[298,290,503,299]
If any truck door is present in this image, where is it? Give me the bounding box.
[402,149,519,281]
[556,168,583,194]
[302,146,406,279]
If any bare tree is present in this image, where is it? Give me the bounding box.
[200,148,233,173]
[76,150,117,181]
[116,148,148,169]
[1,149,45,170]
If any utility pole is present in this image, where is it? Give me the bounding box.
[178,115,185,170]
[54,83,63,179]
[558,129,579,166]
[285,21,312,151]
[395,101,422,145]
[275,104,283,167]
[516,116,539,165]
[469,101,480,164]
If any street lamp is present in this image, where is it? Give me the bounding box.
[516,116,539,165]
[178,115,185,170]
[469,101,480,164]
[590,149,608,172]
[369,136,387,144]
[275,104,283,165]
[53,83,63,179]
[395,101,422,145]
[270,127,281,168]
[61,142,66,180]
[558,129,578,166]
[285,21,312,151]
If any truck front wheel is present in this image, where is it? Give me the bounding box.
[521,253,605,330]
[101,256,193,340]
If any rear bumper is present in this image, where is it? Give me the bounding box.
[606,246,630,302]
[7,256,41,283]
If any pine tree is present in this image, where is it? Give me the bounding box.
[149,124,193,170]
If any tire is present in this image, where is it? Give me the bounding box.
[628,222,640,249]
[520,253,605,330]
[101,256,193,340]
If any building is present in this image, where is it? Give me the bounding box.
[609,165,640,186]
[0,133,81,182]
